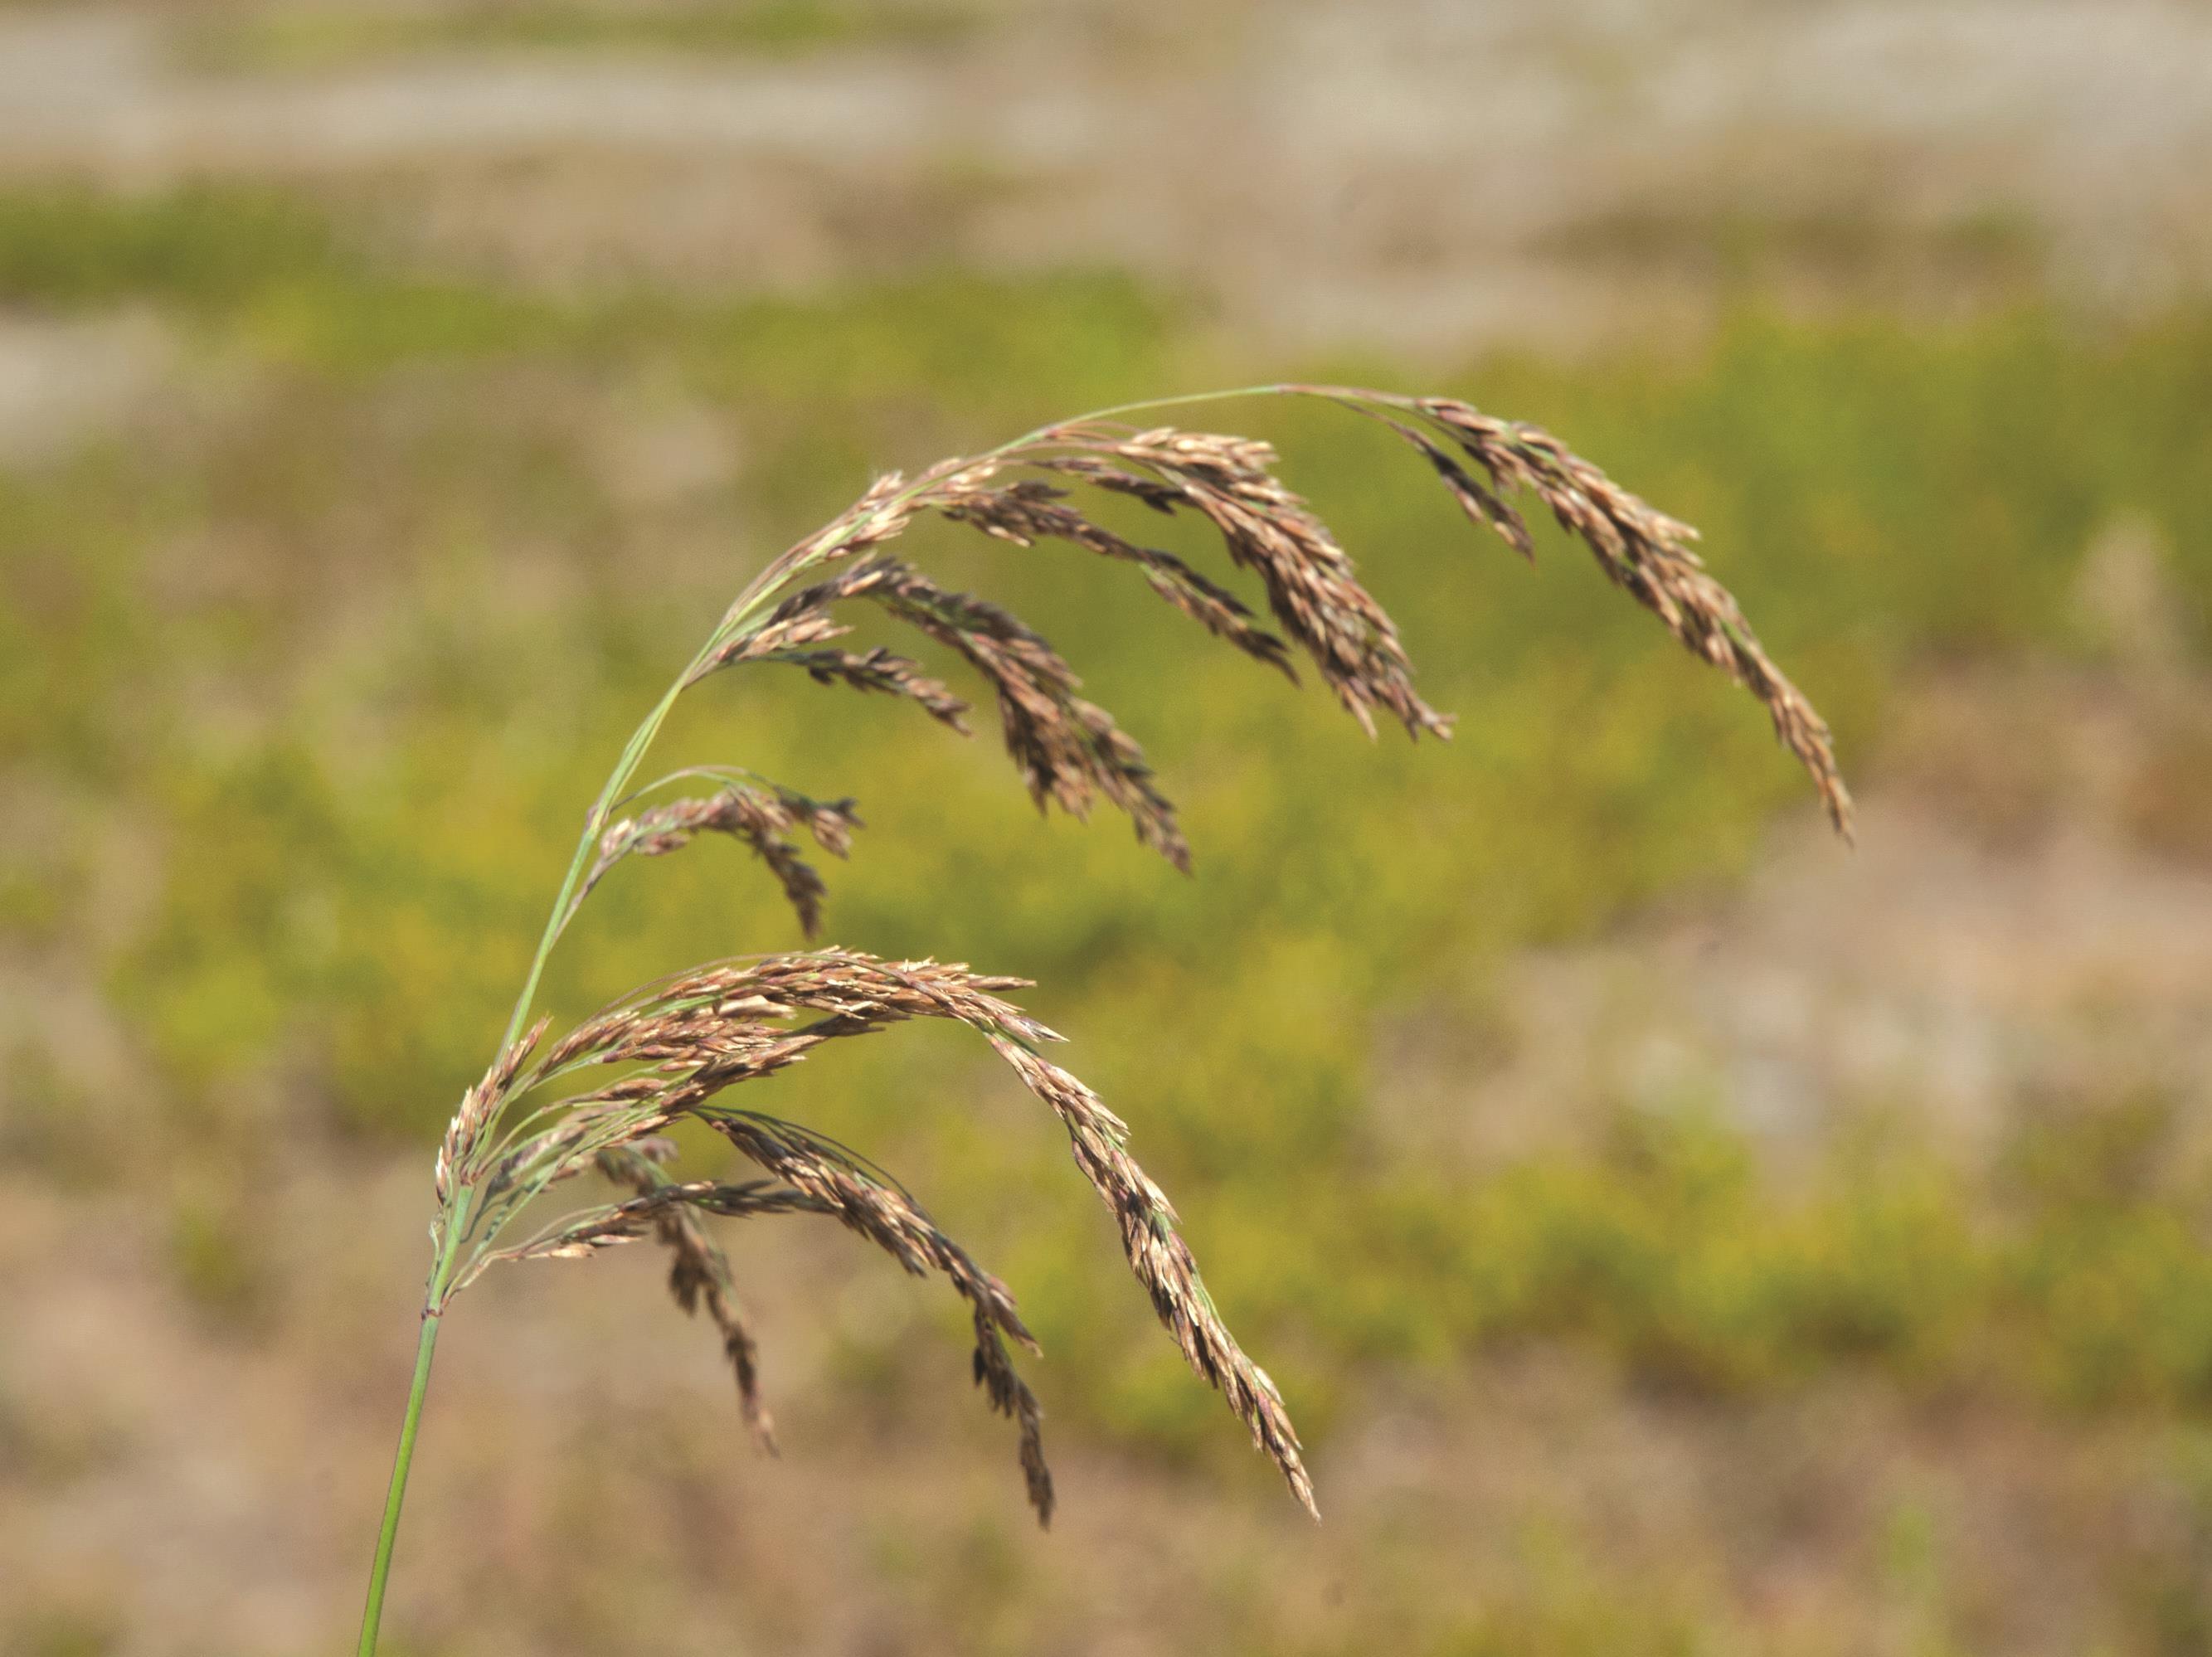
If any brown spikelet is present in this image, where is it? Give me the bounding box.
[1322,387,1854,836]
[716,599,862,664]
[982,1037,1315,1516]
[735,469,929,605]
[725,454,1016,624]
[730,556,1191,869]
[485,1131,1048,1514]
[527,953,1057,1118]
[497,1174,822,1262]
[494,950,1293,1514]
[435,1014,550,1211]
[1323,397,1534,559]
[1031,433,1451,741]
[584,785,860,937]
[703,1112,1054,1524]
[769,645,974,731]
[935,477,1296,679]
[485,1161,1051,1519]
[703,605,975,734]
[593,1146,779,1454]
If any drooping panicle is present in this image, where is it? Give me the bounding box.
[472,950,1302,1518]
[424,379,1854,1543]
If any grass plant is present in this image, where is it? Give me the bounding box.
[352,381,1848,1653]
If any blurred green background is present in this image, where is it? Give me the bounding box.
[5,3,2212,1654]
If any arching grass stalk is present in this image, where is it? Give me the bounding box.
[357,381,1851,1655]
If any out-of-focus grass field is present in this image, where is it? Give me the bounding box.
[4,16,2212,1648]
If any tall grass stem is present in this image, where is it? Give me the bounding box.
[357,1193,470,1657]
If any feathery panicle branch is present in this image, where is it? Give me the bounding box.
[1028,430,1450,741]
[590,1144,780,1454]
[935,477,1297,679]
[701,1110,1054,1523]
[446,951,1308,1513]
[1311,386,1853,833]
[581,784,861,938]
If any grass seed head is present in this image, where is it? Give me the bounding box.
[422,381,1852,1533]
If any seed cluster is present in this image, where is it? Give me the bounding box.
[583,785,861,938]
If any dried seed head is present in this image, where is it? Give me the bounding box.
[493,950,1295,1514]
[435,380,1856,1531]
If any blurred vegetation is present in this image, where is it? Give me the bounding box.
[7,182,2212,1493]
[176,1,984,73]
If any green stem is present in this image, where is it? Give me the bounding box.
[357,1314,440,1657]
[358,1195,469,1657]
[498,665,707,1052]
